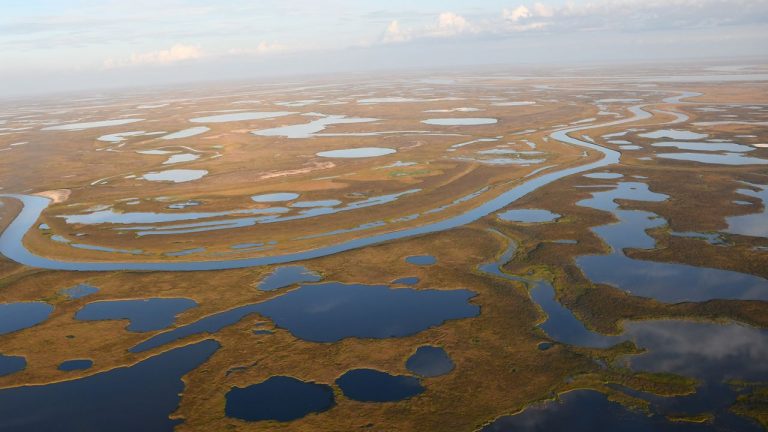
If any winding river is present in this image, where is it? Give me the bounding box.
[0,98,685,272]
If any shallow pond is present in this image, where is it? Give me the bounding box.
[336,369,424,402]
[422,118,497,126]
[161,126,209,140]
[130,282,478,352]
[316,147,396,158]
[0,354,25,377]
[291,200,342,208]
[251,192,299,202]
[652,141,753,152]
[638,129,708,140]
[0,302,53,335]
[725,184,768,238]
[657,152,768,165]
[189,111,294,123]
[75,298,198,332]
[405,255,437,266]
[257,266,322,291]
[405,346,454,377]
[97,131,147,143]
[251,115,376,139]
[225,376,335,422]
[497,209,560,223]
[164,247,205,257]
[42,119,144,131]
[58,359,93,371]
[583,172,623,179]
[0,339,219,432]
[140,169,208,183]
[60,284,99,299]
[392,277,419,285]
[162,154,199,165]
[491,101,535,106]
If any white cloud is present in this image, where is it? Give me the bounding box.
[382,20,410,43]
[227,41,286,56]
[428,12,473,37]
[502,6,531,22]
[499,0,768,33]
[381,12,474,44]
[104,44,202,68]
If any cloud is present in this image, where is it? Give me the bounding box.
[382,20,410,43]
[104,44,202,68]
[381,11,474,44]
[429,12,473,37]
[502,5,531,22]
[227,41,286,56]
[500,0,768,33]
[378,0,768,45]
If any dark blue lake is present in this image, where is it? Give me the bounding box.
[0,302,53,335]
[0,354,25,377]
[0,339,219,432]
[132,282,478,352]
[75,298,198,332]
[225,376,335,422]
[336,369,424,402]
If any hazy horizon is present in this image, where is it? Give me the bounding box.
[2,0,767,97]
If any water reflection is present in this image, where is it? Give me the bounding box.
[725,184,768,239]
[575,182,768,302]
[131,282,478,352]
[482,390,716,432]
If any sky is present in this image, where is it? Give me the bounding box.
[1,0,767,96]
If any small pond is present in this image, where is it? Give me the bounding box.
[0,302,53,335]
[257,266,322,291]
[316,147,396,158]
[75,298,198,332]
[336,369,424,402]
[405,346,454,377]
[225,376,334,422]
[58,359,93,371]
[497,209,560,223]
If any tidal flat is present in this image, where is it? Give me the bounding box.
[0,64,767,431]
